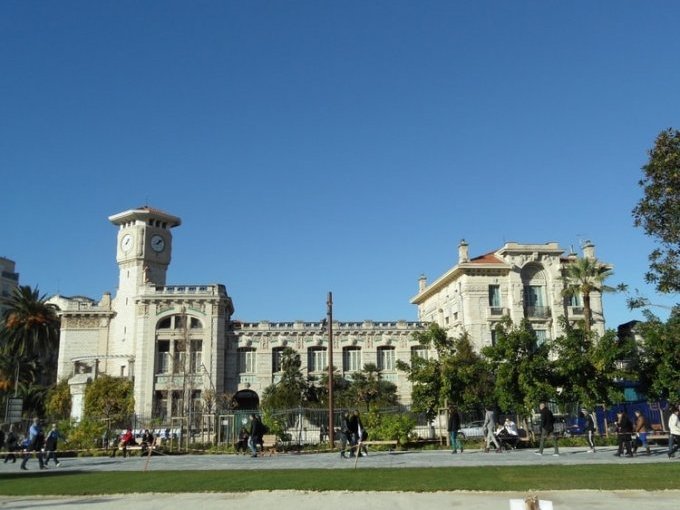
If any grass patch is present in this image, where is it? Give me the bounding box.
[1,464,680,495]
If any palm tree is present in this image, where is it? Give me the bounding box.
[561,257,614,335]
[0,285,60,390]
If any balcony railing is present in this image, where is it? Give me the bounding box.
[489,307,505,316]
[524,306,551,319]
[569,306,585,316]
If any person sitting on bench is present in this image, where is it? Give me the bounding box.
[496,418,519,449]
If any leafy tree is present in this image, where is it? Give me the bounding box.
[260,347,312,410]
[561,256,615,335]
[346,363,399,411]
[634,309,680,401]
[313,369,350,408]
[83,375,135,428]
[551,319,634,409]
[397,323,452,421]
[632,128,680,293]
[45,379,72,421]
[482,318,554,420]
[444,334,494,416]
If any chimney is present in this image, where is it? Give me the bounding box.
[582,240,595,260]
[458,239,469,263]
[418,274,427,292]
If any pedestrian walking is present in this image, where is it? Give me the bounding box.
[247,414,264,457]
[614,410,633,457]
[447,405,463,454]
[339,411,352,458]
[20,417,46,471]
[535,402,559,456]
[483,405,501,453]
[633,410,650,456]
[581,408,596,453]
[3,424,19,463]
[44,423,65,467]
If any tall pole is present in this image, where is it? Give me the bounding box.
[327,291,335,447]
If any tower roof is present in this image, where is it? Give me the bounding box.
[108,206,181,228]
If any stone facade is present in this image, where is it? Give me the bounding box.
[52,207,427,421]
[53,208,609,422]
[410,240,607,350]
[225,319,424,406]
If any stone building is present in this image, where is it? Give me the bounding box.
[53,207,609,422]
[410,239,607,350]
[53,207,425,421]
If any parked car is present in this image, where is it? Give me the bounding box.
[458,420,485,439]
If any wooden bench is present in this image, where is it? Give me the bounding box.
[257,434,278,456]
[648,424,669,442]
[352,440,398,453]
[118,437,159,455]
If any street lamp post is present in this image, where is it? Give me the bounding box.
[327,291,335,448]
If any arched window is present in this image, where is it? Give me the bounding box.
[521,263,550,318]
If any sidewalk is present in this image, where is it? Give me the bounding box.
[1,447,678,510]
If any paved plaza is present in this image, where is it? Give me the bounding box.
[1,446,679,509]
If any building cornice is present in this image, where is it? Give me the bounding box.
[410,262,510,304]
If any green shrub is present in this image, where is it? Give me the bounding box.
[363,411,416,444]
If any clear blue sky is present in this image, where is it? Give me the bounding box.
[1,1,677,328]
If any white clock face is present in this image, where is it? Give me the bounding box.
[151,234,166,253]
[121,234,133,253]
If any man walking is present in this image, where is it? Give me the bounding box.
[44,423,64,467]
[633,409,650,456]
[21,418,46,471]
[581,408,596,453]
[536,402,559,456]
[483,405,501,453]
[247,414,263,458]
[447,405,463,454]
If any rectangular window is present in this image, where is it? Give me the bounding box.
[173,343,186,373]
[488,285,501,307]
[491,329,498,347]
[343,347,361,372]
[154,390,168,420]
[272,347,285,373]
[411,346,428,361]
[524,285,545,307]
[238,347,256,374]
[156,340,170,374]
[377,346,395,371]
[190,340,202,373]
[307,347,327,372]
[535,330,548,347]
[568,293,583,307]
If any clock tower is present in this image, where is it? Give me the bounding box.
[109,206,181,294]
[107,207,181,365]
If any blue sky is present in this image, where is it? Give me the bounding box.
[1,1,677,328]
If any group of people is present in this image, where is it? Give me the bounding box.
[447,402,680,459]
[339,410,368,458]
[446,404,523,454]
[110,427,155,458]
[1,418,64,470]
